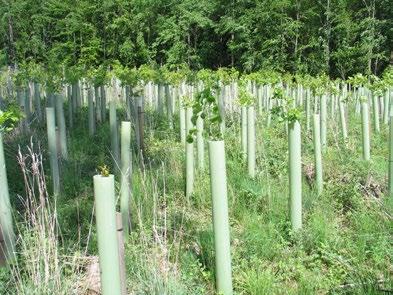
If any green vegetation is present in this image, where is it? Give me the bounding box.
[1,0,393,77]
[0,1,393,292]
[93,174,122,295]
[0,67,391,294]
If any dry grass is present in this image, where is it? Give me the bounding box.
[4,142,90,295]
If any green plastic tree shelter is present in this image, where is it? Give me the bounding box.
[388,105,393,198]
[383,90,390,125]
[46,107,60,195]
[115,213,127,295]
[55,94,68,160]
[361,101,371,161]
[180,106,186,145]
[110,100,120,166]
[0,131,15,265]
[289,120,302,230]
[33,82,42,122]
[137,97,145,157]
[93,175,122,295]
[100,85,106,122]
[247,106,256,178]
[372,94,380,133]
[330,93,336,119]
[24,88,31,125]
[75,81,82,108]
[306,90,311,132]
[95,86,102,123]
[88,88,96,136]
[158,84,164,115]
[257,85,263,115]
[266,97,272,127]
[208,140,233,295]
[218,87,226,134]
[134,97,141,152]
[338,96,348,141]
[196,116,204,171]
[120,121,132,236]
[71,82,78,112]
[320,95,327,152]
[313,114,323,195]
[185,107,194,199]
[241,106,247,159]
[125,86,131,121]
[67,85,73,129]
[166,85,174,129]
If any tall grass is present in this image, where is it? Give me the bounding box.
[3,144,88,294]
[1,101,392,294]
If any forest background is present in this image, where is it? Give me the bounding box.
[0,0,392,78]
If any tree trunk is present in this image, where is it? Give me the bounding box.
[7,13,15,66]
[325,0,331,75]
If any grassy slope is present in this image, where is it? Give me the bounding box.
[0,103,392,294]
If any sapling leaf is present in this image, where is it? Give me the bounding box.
[98,165,110,177]
[207,93,215,103]
[186,134,194,143]
[211,115,221,123]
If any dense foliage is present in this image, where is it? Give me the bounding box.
[0,1,393,293]
[1,0,392,78]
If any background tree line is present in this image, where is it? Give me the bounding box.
[0,0,392,78]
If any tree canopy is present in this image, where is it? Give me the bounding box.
[1,0,392,78]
